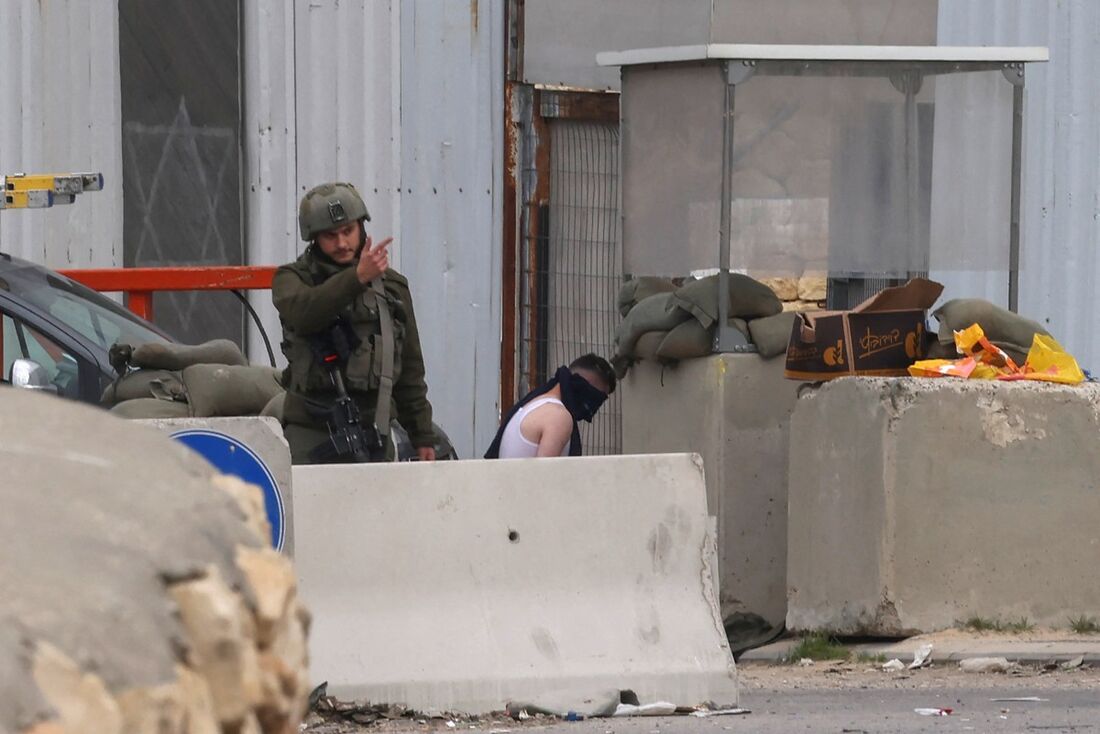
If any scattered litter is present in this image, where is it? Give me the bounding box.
[613,702,677,717]
[446,722,457,729]
[688,708,751,718]
[797,657,815,667]
[991,697,1048,702]
[564,712,584,721]
[882,659,905,672]
[910,643,934,669]
[960,657,1012,674]
[516,710,530,721]
[1062,655,1085,670]
[915,707,953,716]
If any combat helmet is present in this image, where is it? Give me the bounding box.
[298,182,371,241]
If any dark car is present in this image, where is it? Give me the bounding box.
[0,252,457,460]
[0,252,173,401]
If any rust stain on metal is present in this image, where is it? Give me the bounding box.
[470,0,479,35]
[500,82,520,413]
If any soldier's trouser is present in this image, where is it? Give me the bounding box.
[282,422,394,465]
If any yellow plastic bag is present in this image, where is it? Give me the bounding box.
[954,323,1019,371]
[908,357,978,378]
[1021,334,1085,385]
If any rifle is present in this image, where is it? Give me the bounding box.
[307,319,386,463]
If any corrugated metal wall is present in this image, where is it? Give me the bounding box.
[937,0,1100,370]
[0,0,123,268]
[244,0,504,458]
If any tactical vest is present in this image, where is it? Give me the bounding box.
[279,248,409,427]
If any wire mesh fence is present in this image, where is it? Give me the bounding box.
[519,119,622,455]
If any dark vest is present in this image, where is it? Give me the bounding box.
[279,248,410,408]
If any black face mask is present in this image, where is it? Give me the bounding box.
[563,371,608,423]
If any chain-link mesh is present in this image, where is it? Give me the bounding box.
[519,119,622,455]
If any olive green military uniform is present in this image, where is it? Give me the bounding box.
[272,245,434,463]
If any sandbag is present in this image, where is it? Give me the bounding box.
[613,292,691,357]
[633,330,669,361]
[671,274,782,328]
[109,397,192,419]
[748,312,799,359]
[656,319,714,360]
[617,277,676,317]
[100,369,186,406]
[261,391,286,422]
[132,339,248,371]
[933,299,1050,353]
[183,364,284,418]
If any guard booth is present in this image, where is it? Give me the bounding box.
[599,44,1048,649]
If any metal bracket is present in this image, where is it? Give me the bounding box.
[1001,63,1026,87]
[715,321,755,353]
[726,59,757,86]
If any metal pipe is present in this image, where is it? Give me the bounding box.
[1009,79,1024,313]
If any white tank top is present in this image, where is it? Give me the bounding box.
[497,397,571,459]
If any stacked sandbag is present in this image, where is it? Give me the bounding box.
[613,274,796,374]
[106,340,284,419]
[933,299,1051,366]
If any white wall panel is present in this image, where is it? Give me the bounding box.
[937,0,1100,371]
[0,0,123,268]
[245,0,503,457]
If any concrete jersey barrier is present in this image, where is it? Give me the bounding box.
[292,453,738,713]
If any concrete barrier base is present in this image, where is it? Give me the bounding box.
[621,355,800,647]
[292,453,737,713]
[787,378,1100,635]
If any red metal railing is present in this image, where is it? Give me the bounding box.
[59,266,277,321]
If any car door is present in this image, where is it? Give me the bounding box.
[0,294,107,403]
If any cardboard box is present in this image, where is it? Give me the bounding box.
[784,278,944,381]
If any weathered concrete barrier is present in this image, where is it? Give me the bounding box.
[787,377,1100,635]
[621,355,800,648]
[0,390,310,734]
[292,453,737,713]
[138,417,294,554]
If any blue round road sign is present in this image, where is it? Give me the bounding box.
[171,429,284,550]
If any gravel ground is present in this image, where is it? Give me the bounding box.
[302,661,1100,733]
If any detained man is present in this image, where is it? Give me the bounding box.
[485,353,616,459]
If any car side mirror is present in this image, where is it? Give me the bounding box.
[9,359,57,394]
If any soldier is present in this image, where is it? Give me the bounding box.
[272,182,436,464]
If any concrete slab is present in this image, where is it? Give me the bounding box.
[787,378,1100,635]
[139,417,294,555]
[292,453,738,713]
[621,355,800,646]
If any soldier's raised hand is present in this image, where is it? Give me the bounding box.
[356,235,392,284]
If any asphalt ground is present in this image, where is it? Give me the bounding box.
[304,661,1100,734]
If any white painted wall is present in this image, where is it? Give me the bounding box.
[244,0,504,458]
[936,0,1100,372]
[0,0,123,268]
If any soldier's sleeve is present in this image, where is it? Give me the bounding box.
[392,281,435,448]
[271,266,363,334]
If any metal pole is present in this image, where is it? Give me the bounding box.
[904,73,921,274]
[716,62,753,352]
[1008,78,1024,314]
[715,68,733,351]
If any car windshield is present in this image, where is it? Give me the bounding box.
[2,268,171,351]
